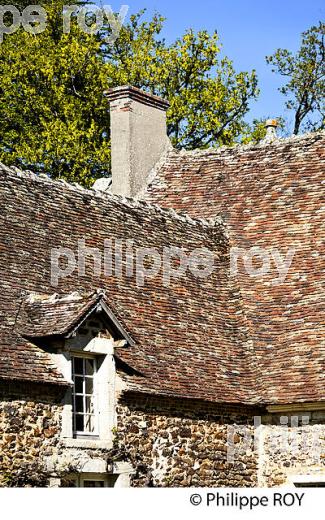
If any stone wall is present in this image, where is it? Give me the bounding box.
[115,393,260,487]
[0,381,119,487]
[0,380,134,487]
[0,381,64,487]
[2,382,325,488]
[0,385,260,487]
[258,412,325,486]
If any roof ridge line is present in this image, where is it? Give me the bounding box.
[0,162,223,230]
[169,130,325,158]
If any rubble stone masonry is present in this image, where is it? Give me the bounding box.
[1,385,324,487]
[0,382,63,487]
[116,393,260,487]
[259,412,325,486]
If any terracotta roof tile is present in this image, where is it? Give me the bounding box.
[0,165,256,403]
[17,291,102,337]
[146,132,325,404]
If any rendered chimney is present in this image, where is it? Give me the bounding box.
[106,85,171,198]
[264,119,278,142]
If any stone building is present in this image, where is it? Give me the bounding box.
[0,86,324,487]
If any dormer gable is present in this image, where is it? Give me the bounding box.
[16,289,135,349]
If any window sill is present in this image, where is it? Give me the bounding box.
[61,437,113,450]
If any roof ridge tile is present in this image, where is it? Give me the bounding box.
[164,130,325,160]
[0,162,224,231]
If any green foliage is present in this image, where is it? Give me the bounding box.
[0,0,110,185]
[106,11,259,149]
[241,119,268,145]
[241,116,286,145]
[266,22,325,135]
[0,6,259,184]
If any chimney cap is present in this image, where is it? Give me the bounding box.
[265,119,278,128]
[263,118,279,143]
[105,85,170,111]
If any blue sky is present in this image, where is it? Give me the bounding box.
[114,0,324,126]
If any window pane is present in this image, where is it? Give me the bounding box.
[85,358,94,376]
[74,376,83,394]
[85,396,95,414]
[83,481,104,488]
[84,414,95,433]
[72,356,97,435]
[75,414,84,432]
[73,357,84,375]
[75,396,84,413]
[85,378,93,394]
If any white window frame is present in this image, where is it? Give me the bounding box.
[57,335,117,446]
[72,354,99,437]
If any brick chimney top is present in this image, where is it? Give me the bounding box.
[105,85,170,112]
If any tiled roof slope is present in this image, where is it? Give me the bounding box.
[17,291,136,345]
[18,291,102,337]
[0,165,258,404]
[145,132,325,404]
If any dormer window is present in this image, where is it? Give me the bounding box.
[17,290,136,487]
[18,290,135,446]
[72,355,98,436]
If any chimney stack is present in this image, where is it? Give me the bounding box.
[105,85,171,198]
[264,119,278,143]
